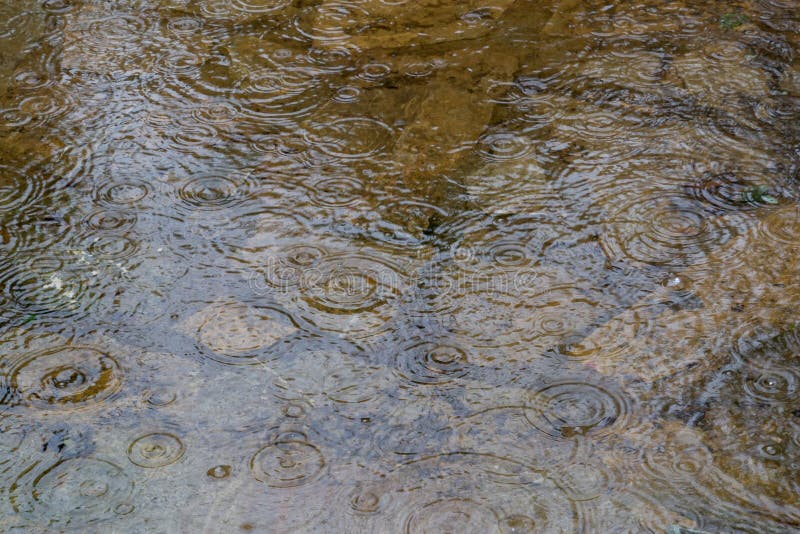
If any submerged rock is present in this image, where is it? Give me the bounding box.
[390,46,519,217]
[175,299,299,364]
[302,0,517,51]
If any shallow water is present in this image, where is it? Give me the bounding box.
[0,0,799,532]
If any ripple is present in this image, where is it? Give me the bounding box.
[0,6,41,40]
[319,468,395,525]
[395,341,471,385]
[392,453,578,531]
[415,272,606,354]
[733,327,800,404]
[0,106,31,129]
[445,215,559,273]
[258,243,329,292]
[167,16,204,35]
[304,43,356,73]
[759,204,800,246]
[348,484,389,515]
[250,440,325,487]
[85,234,140,261]
[42,0,74,14]
[401,60,436,78]
[207,464,231,479]
[488,240,537,267]
[590,49,667,84]
[0,166,40,214]
[557,456,619,502]
[171,122,220,151]
[249,133,306,157]
[525,286,606,351]
[231,0,291,13]
[83,209,137,233]
[356,62,392,84]
[192,101,240,126]
[127,433,186,468]
[238,68,323,123]
[284,244,327,267]
[600,194,749,271]
[584,488,702,533]
[642,425,714,483]
[177,172,255,212]
[334,85,361,103]
[87,14,147,43]
[295,3,369,43]
[683,172,772,212]
[10,458,133,526]
[14,68,53,91]
[404,273,519,344]
[476,132,532,162]
[0,257,90,317]
[557,107,640,142]
[307,174,365,207]
[1,346,122,411]
[740,342,799,405]
[196,0,235,20]
[304,117,392,159]
[403,498,500,533]
[143,389,177,407]
[96,180,152,207]
[188,301,300,366]
[743,369,798,404]
[298,252,406,338]
[322,361,394,416]
[17,90,75,125]
[155,50,203,77]
[524,382,629,440]
[557,302,656,361]
[259,259,304,293]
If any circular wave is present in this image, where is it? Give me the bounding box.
[394,340,471,385]
[191,301,300,365]
[524,381,630,440]
[250,440,325,487]
[9,457,133,526]
[297,252,406,338]
[127,432,186,468]
[303,117,392,160]
[1,346,122,411]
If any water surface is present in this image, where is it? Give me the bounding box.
[1,0,800,532]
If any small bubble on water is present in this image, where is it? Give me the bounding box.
[207,465,231,479]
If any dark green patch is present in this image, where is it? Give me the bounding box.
[741,185,778,205]
[720,13,748,30]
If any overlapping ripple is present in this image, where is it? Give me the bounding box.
[9,458,134,527]
[295,251,407,339]
[127,432,186,468]
[0,0,797,530]
[0,346,122,411]
[524,381,631,441]
[600,193,751,271]
[250,439,326,488]
[185,300,301,365]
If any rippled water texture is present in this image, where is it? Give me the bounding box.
[1,0,800,532]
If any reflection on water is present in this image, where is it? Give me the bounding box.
[0,0,799,531]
